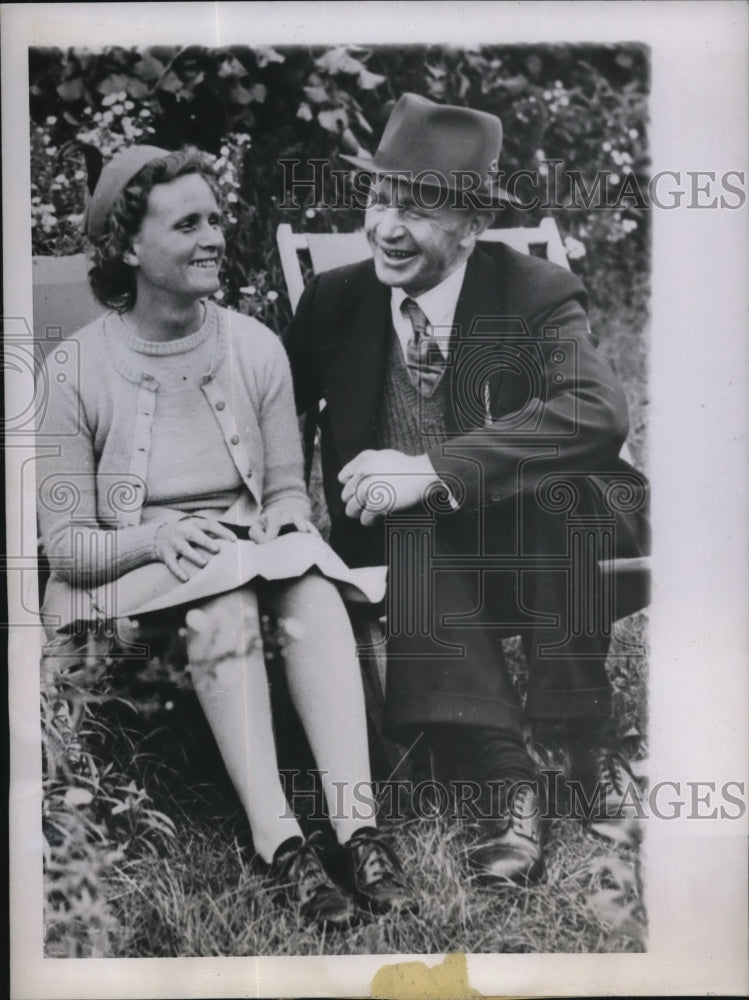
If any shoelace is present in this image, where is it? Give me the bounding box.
[504,787,541,843]
[275,834,330,905]
[350,832,403,886]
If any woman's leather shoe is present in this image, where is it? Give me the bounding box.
[341,827,418,915]
[270,832,358,930]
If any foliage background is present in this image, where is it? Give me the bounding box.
[30,43,650,958]
[29,43,649,338]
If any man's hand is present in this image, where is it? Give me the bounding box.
[154,516,236,582]
[339,449,441,526]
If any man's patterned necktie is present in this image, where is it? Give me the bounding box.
[401,297,446,397]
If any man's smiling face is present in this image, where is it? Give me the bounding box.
[364,176,482,296]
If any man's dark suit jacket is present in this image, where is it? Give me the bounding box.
[285,243,643,562]
[284,243,649,732]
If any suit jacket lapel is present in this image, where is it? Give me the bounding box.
[320,267,391,463]
[444,247,507,432]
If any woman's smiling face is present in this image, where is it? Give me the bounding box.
[128,173,225,303]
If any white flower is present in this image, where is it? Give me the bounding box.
[74,170,85,180]
[610,173,621,186]
[139,108,151,118]
[266,290,279,302]
[46,115,56,125]
[602,141,612,152]
[226,192,238,203]
[102,93,117,106]
[628,128,638,139]
[563,235,586,260]
[214,289,225,301]
[220,145,230,157]
[305,208,316,219]
[112,104,124,114]
[240,285,257,296]
[124,100,134,110]
[54,173,66,184]
[64,787,93,807]
[535,149,546,161]
[543,90,552,100]
[622,219,638,233]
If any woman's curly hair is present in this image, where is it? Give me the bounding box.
[88,146,221,313]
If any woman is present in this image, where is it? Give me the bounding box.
[37,144,414,931]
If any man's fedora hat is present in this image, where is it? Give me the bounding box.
[342,92,512,207]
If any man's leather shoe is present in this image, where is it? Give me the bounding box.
[341,827,418,915]
[270,831,358,930]
[465,785,544,885]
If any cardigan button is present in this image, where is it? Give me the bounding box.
[215,400,226,411]
[230,435,239,445]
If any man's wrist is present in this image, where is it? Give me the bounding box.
[415,454,460,510]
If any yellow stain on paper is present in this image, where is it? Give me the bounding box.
[371,951,486,999]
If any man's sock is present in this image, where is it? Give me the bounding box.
[431,724,538,784]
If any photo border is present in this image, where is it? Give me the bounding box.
[6,2,748,997]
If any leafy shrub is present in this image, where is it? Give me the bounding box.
[30,43,650,334]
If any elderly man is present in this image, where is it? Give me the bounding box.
[284,93,649,884]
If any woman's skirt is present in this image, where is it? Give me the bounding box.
[43,532,387,633]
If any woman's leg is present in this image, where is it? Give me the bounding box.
[264,573,376,845]
[184,587,303,863]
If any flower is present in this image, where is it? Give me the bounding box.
[226,192,238,203]
[305,208,316,219]
[563,235,586,260]
[46,115,56,125]
[628,128,639,139]
[610,173,621,186]
[240,285,257,296]
[64,787,94,807]
[602,141,612,152]
[266,290,279,302]
[622,219,638,233]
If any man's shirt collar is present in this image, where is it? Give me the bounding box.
[390,261,467,357]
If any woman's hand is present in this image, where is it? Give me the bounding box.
[249,507,319,544]
[154,516,236,582]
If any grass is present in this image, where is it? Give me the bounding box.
[43,608,648,958]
